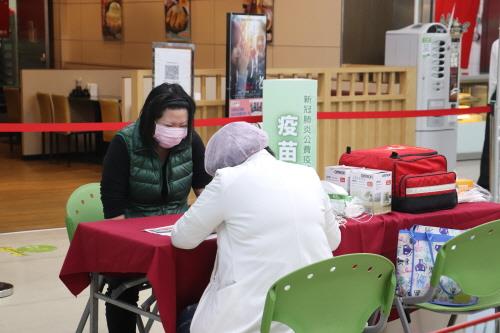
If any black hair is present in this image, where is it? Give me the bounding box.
[138,83,196,148]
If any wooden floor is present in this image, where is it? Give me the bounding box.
[0,139,101,233]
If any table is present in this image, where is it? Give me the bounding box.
[60,202,500,332]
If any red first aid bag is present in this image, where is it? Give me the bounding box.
[339,145,458,213]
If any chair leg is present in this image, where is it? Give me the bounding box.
[41,133,46,157]
[66,135,71,167]
[55,135,60,161]
[75,134,79,154]
[84,133,88,153]
[395,298,412,333]
[447,314,457,327]
[48,133,53,161]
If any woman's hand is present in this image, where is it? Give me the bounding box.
[109,214,125,220]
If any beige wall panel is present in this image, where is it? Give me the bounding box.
[53,3,62,41]
[81,4,102,41]
[194,44,215,69]
[123,2,165,43]
[214,0,242,44]
[82,41,122,66]
[191,0,214,44]
[61,40,84,64]
[60,4,82,40]
[214,44,226,69]
[121,42,153,68]
[265,46,274,68]
[53,40,62,69]
[273,0,341,47]
[272,46,340,68]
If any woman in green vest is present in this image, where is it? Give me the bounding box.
[100,83,212,333]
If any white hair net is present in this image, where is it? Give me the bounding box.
[205,122,269,176]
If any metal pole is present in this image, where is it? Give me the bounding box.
[490,26,500,202]
[89,273,99,333]
[414,0,421,24]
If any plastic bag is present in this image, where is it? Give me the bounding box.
[458,184,492,203]
[321,181,349,216]
[321,181,368,220]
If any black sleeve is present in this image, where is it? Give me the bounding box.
[100,135,130,218]
[191,131,213,189]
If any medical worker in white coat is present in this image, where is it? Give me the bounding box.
[171,122,341,333]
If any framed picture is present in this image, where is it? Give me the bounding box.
[165,0,191,42]
[153,42,195,97]
[102,0,123,41]
[226,13,267,117]
[242,0,274,43]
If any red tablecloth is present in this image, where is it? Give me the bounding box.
[59,214,215,333]
[59,202,500,333]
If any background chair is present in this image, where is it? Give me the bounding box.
[395,219,500,333]
[36,93,54,159]
[261,253,396,333]
[66,183,158,333]
[52,94,79,166]
[99,98,122,143]
[3,87,22,153]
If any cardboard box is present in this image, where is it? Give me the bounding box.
[349,169,392,215]
[325,165,359,193]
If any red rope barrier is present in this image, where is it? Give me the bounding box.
[0,106,489,133]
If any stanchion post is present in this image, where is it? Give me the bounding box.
[490,26,500,202]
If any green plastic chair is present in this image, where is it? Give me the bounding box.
[261,253,396,333]
[65,183,104,241]
[395,219,500,333]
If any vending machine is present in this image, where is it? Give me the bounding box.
[385,23,458,170]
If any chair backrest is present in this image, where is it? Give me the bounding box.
[36,93,54,123]
[432,219,500,297]
[99,98,122,142]
[65,183,104,241]
[261,254,396,333]
[51,94,71,124]
[4,87,22,123]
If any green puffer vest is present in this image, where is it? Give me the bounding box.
[117,122,193,218]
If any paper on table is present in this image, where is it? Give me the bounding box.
[143,226,217,240]
[144,225,174,236]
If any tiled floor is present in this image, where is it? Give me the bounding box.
[0,228,164,333]
[0,160,487,332]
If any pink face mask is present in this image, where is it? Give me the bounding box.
[153,125,188,149]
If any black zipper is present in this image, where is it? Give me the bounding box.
[392,151,438,158]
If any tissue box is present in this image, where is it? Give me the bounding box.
[325,165,358,193]
[350,169,392,215]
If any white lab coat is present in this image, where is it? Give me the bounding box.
[489,39,498,102]
[171,150,341,333]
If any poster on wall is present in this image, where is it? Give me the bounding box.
[226,13,267,117]
[165,0,191,42]
[102,0,123,41]
[242,0,273,43]
[0,0,10,38]
[153,42,194,96]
